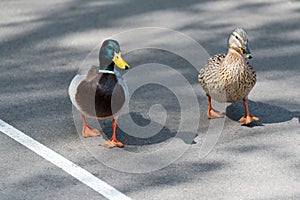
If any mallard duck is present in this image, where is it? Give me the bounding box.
[69,39,129,148]
[198,27,259,124]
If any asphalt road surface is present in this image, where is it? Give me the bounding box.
[1,0,299,199]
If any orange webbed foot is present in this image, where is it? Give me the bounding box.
[207,109,224,119]
[239,114,259,124]
[82,125,100,138]
[100,139,124,148]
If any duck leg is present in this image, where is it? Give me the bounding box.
[207,95,223,119]
[100,118,124,148]
[81,115,100,137]
[239,98,259,124]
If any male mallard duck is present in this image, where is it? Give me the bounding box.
[69,39,129,148]
[198,27,259,124]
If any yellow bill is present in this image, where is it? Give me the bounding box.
[112,52,129,70]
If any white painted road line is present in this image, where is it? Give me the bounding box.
[0,119,132,200]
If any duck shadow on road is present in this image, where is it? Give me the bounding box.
[226,100,300,126]
[98,112,198,147]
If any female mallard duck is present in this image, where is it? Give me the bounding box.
[69,39,129,148]
[198,27,259,124]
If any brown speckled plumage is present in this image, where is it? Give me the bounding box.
[198,52,256,103]
[198,27,259,124]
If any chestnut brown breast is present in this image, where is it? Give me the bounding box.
[76,73,125,119]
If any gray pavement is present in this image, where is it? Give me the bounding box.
[1,0,300,199]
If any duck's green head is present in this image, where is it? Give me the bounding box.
[228,27,252,59]
[99,39,130,71]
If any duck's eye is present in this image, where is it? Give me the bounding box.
[235,35,239,39]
